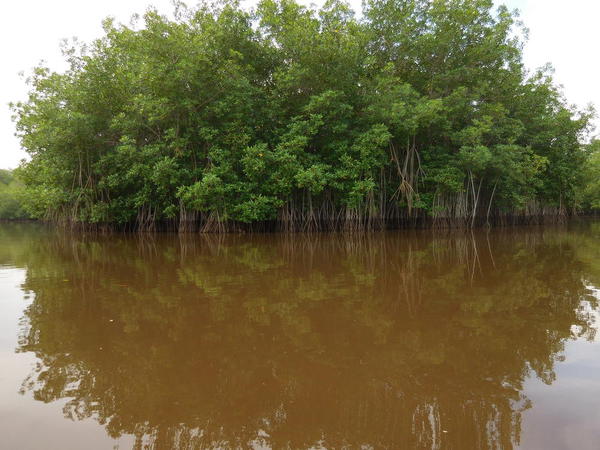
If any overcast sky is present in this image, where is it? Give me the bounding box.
[1,0,598,169]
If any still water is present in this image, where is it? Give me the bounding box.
[0,222,599,450]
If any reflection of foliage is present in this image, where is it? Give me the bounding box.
[9,224,600,449]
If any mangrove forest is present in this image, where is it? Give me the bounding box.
[10,0,600,231]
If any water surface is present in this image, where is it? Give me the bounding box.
[0,222,599,449]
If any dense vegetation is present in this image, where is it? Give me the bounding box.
[10,0,597,231]
[0,170,28,220]
[583,140,600,211]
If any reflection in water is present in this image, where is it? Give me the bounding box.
[4,223,600,449]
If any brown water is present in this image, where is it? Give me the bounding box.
[0,223,600,450]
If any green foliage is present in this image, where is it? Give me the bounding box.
[0,170,29,220]
[11,0,594,229]
[582,140,600,210]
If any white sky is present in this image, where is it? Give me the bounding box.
[0,0,598,169]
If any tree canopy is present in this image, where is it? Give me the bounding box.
[11,0,596,230]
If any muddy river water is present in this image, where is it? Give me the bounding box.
[0,222,599,449]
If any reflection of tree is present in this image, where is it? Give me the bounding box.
[12,226,599,449]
